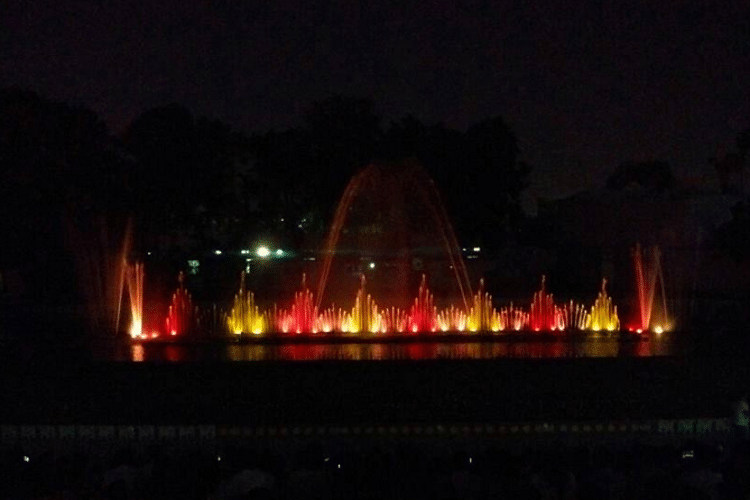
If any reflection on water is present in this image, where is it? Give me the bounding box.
[117,335,683,362]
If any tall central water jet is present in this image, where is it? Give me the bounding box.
[316,161,472,312]
[632,244,669,332]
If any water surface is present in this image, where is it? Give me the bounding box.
[98,334,685,362]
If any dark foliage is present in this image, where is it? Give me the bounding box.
[606,160,675,192]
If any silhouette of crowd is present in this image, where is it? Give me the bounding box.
[3,439,749,499]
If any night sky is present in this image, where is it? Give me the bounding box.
[2,0,749,206]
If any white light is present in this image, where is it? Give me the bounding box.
[469,457,473,464]
[214,250,222,255]
[23,456,29,462]
[369,262,375,269]
[275,249,284,257]
[337,464,341,469]
[473,247,481,252]
[240,249,250,255]
[256,246,270,258]
[324,457,330,462]
[147,252,152,256]
[217,455,222,462]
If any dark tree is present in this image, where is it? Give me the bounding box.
[606,160,675,192]
[122,104,250,251]
[0,87,126,300]
[249,128,316,245]
[461,117,530,245]
[738,128,750,157]
[302,95,382,217]
[713,200,750,263]
[711,127,750,262]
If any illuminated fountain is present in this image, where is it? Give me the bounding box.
[560,300,590,331]
[114,162,674,340]
[529,276,560,331]
[159,271,621,337]
[499,305,528,331]
[227,271,266,335]
[121,264,654,339]
[315,162,472,312]
[345,275,388,334]
[466,279,500,332]
[408,275,438,333]
[126,261,144,338]
[165,272,196,337]
[274,274,319,334]
[632,244,670,333]
[589,279,620,332]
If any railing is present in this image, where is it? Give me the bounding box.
[0,417,732,443]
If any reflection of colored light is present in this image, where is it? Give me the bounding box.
[131,344,144,362]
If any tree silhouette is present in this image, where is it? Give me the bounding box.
[461,116,529,245]
[606,160,675,192]
[249,128,316,246]
[738,128,750,157]
[303,95,382,217]
[122,104,248,251]
[0,87,126,300]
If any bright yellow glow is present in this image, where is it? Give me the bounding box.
[467,280,503,332]
[227,271,267,335]
[589,279,619,332]
[256,246,271,258]
[653,325,663,334]
[126,262,144,338]
[129,320,142,339]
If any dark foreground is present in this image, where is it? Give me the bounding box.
[3,436,747,499]
[2,336,749,498]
